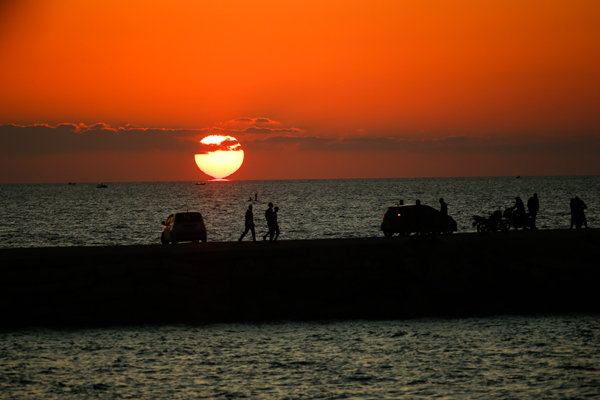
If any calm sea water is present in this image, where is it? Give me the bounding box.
[1,315,598,399]
[2,179,599,399]
[0,176,598,248]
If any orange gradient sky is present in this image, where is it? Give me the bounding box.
[1,0,599,183]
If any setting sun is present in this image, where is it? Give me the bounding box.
[195,135,244,180]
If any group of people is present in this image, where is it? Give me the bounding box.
[411,193,589,232]
[493,193,591,231]
[508,194,539,229]
[239,202,280,242]
[240,192,589,242]
[510,193,589,230]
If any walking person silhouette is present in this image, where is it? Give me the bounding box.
[262,202,275,241]
[238,205,256,242]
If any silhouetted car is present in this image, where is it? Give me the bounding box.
[161,211,207,244]
[381,204,457,236]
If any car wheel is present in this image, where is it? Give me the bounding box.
[202,238,207,243]
[161,234,169,245]
[477,223,488,235]
[383,231,393,237]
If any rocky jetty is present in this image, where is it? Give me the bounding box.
[1,229,598,328]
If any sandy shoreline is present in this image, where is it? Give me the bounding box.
[1,229,599,328]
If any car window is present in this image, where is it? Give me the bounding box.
[385,208,402,217]
[176,213,203,223]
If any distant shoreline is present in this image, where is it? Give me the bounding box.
[1,229,598,328]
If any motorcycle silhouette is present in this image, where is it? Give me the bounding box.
[472,209,509,235]
[473,207,535,235]
[502,207,535,231]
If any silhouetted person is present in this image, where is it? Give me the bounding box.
[439,198,448,216]
[239,205,256,242]
[438,198,448,233]
[255,193,258,201]
[248,196,252,201]
[273,206,280,241]
[512,196,526,228]
[263,202,275,241]
[527,193,539,229]
[570,196,588,229]
[399,200,404,205]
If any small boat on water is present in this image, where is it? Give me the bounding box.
[97,183,108,188]
[195,182,206,186]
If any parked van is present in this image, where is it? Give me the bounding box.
[381,204,457,236]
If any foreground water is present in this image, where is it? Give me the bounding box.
[1,315,598,399]
[2,180,599,399]
[0,176,598,248]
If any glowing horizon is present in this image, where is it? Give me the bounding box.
[0,1,599,183]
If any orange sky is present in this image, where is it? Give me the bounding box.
[1,0,599,183]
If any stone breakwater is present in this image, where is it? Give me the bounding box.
[1,230,599,328]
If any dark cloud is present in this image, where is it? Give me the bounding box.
[231,117,278,125]
[489,137,600,155]
[2,123,598,157]
[241,135,480,152]
[0,123,203,154]
[197,138,242,154]
[243,126,303,135]
[241,134,600,155]
[216,118,287,132]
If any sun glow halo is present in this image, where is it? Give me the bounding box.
[195,135,244,180]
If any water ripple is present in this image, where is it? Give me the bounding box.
[6,316,598,399]
[0,177,598,248]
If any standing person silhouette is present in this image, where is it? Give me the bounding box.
[512,196,526,228]
[570,196,588,229]
[272,206,280,241]
[238,205,256,242]
[438,198,448,233]
[262,202,275,241]
[527,193,539,229]
[439,198,448,216]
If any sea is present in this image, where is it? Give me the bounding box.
[0,176,598,248]
[1,316,598,399]
[1,176,599,399]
